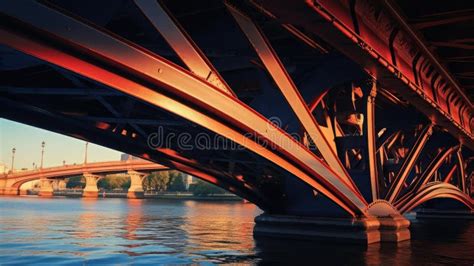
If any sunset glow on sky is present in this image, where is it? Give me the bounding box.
[1,119,121,169]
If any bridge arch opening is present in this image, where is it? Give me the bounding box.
[18,180,40,195]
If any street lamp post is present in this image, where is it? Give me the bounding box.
[84,142,89,165]
[11,147,16,173]
[40,141,45,169]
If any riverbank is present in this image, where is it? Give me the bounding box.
[28,190,244,201]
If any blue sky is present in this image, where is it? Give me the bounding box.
[1,119,121,170]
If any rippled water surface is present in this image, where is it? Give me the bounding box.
[0,196,473,265]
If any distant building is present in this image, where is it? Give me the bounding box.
[184,174,195,190]
[0,163,9,174]
[120,153,139,161]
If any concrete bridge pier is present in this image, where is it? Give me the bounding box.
[365,201,411,242]
[0,179,19,195]
[377,215,411,242]
[1,187,21,196]
[253,214,411,244]
[127,170,145,199]
[254,200,411,244]
[38,178,54,197]
[82,173,102,198]
[254,214,382,244]
[51,179,67,191]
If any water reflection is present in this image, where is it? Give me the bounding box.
[123,199,143,241]
[182,201,259,264]
[74,198,100,240]
[0,197,473,265]
[254,237,376,265]
[253,219,473,265]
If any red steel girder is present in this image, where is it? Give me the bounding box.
[133,0,236,96]
[250,0,474,148]
[415,146,458,191]
[456,149,467,193]
[397,182,473,213]
[365,82,379,200]
[395,145,459,207]
[443,164,458,184]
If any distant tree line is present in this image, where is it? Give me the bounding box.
[189,179,226,196]
[66,170,226,195]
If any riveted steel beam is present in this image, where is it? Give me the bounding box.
[397,182,473,213]
[134,0,235,96]
[226,4,361,195]
[366,82,379,200]
[457,148,466,193]
[416,146,458,191]
[443,164,458,184]
[385,125,433,203]
[276,0,474,145]
[395,145,459,207]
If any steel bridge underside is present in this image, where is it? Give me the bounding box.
[0,0,473,218]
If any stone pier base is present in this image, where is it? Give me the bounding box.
[82,173,101,198]
[127,191,144,199]
[0,188,19,195]
[254,214,381,244]
[127,170,145,199]
[82,190,99,198]
[378,215,411,242]
[38,179,54,197]
[38,190,54,197]
[416,209,474,220]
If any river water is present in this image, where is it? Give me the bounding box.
[0,196,473,265]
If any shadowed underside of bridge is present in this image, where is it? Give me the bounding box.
[0,0,473,243]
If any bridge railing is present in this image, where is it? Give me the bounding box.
[5,159,156,177]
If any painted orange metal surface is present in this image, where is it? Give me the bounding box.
[366,83,379,200]
[397,182,473,213]
[443,164,458,184]
[395,146,459,207]
[306,0,473,140]
[386,125,433,203]
[456,149,466,193]
[134,0,235,96]
[415,146,459,191]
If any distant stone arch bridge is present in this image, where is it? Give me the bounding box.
[0,159,168,198]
